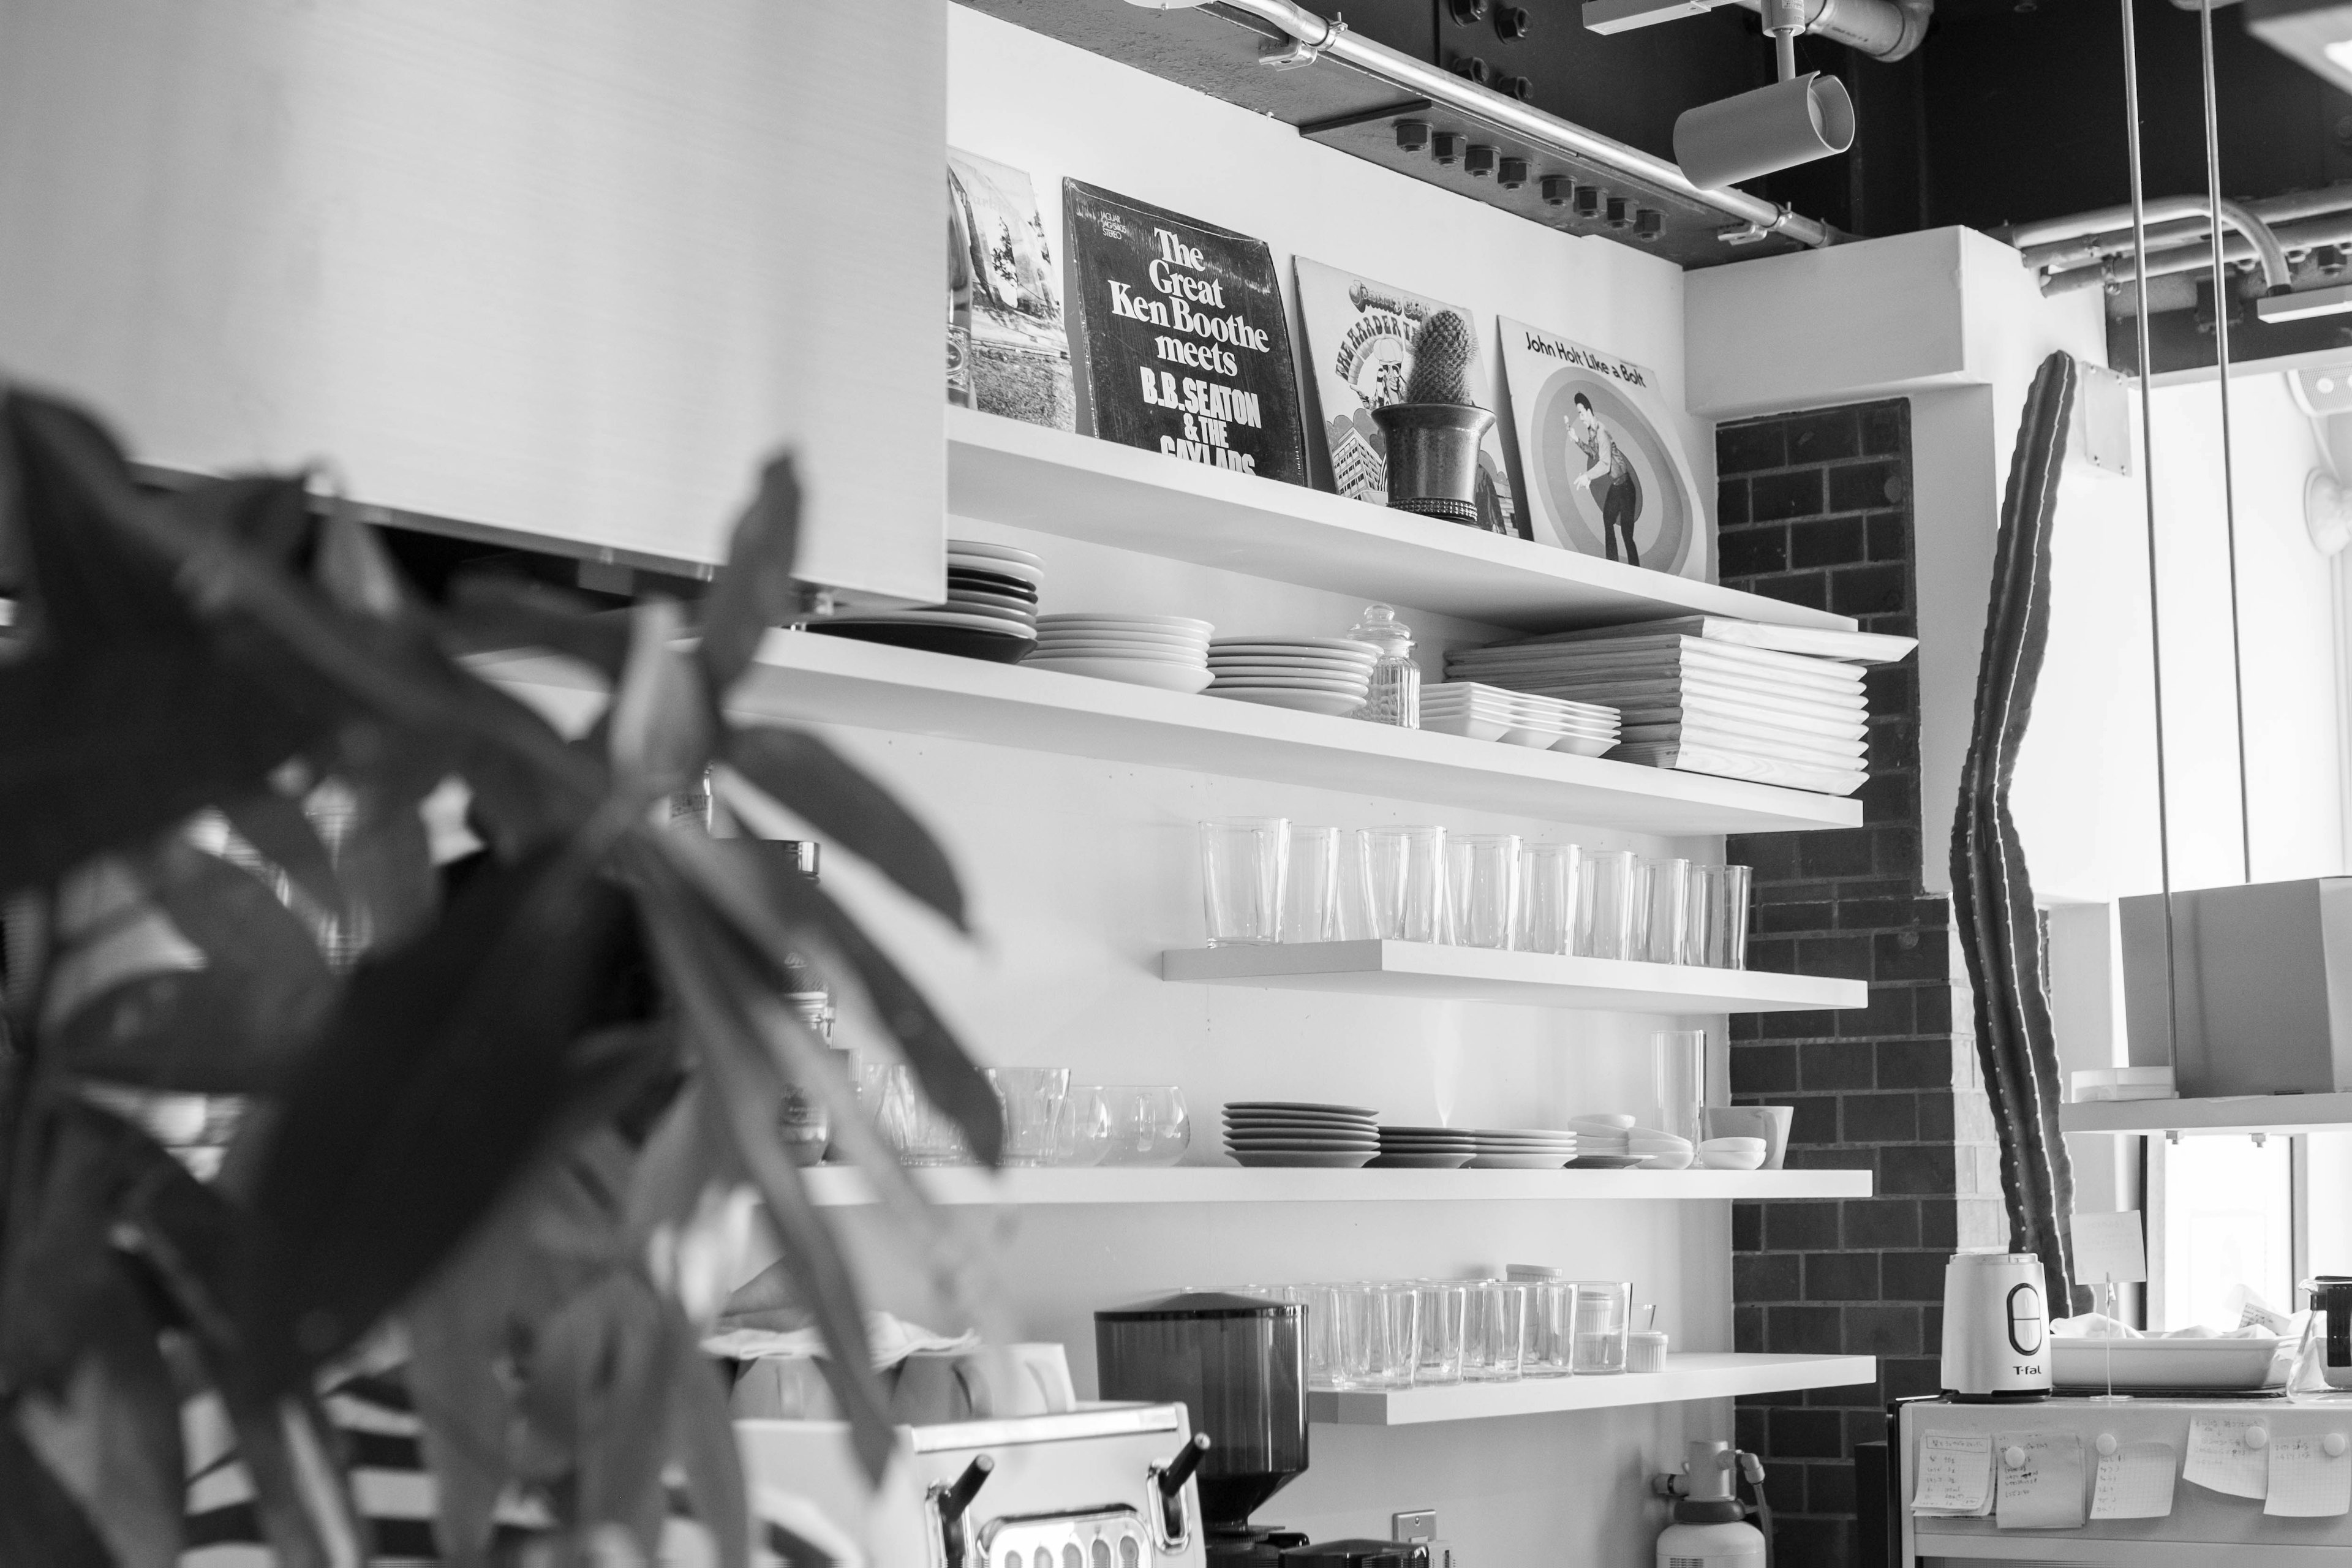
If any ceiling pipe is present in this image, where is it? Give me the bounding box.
[1728,0,1934,59]
[2043,208,2352,297]
[2013,195,2292,295]
[1200,0,1840,247]
[2011,184,2352,274]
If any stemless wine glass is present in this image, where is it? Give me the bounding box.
[1281,826,1341,943]
[1632,855,1691,964]
[1683,863,1753,969]
[1517,843,1581,955]
[1054,1085,1112,1167]
[1199,818,1288,946]
[1365,825,1447,943]
[1098,1086,1191,1166]
[986,1066,1069,1167]
[1445,833,1520,949]
[1574,848,1638,959]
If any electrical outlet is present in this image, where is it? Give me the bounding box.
[1392,1510,1437,1541]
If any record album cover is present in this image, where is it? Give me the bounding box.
[947,147,1074,429]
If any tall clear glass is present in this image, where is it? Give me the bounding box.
[1335,1282,1420,1390]
[1517,843,1581,955]
[1463,1281,1527,1382]
[1281,826,1341,944]
[1574,848,1638,960]
[1632,855,1691,964]
[1684,863,1753,970]
[1445,833,1521,949]
[1414,1281,1468,1385]
[1199,818,1288,946]
[1365,825,1447,943]
[1524,1281,1575,1378]
[1652,1030,1708,1147]
[986,1066,1069,1167]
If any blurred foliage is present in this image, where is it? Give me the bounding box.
[0,390,1000,1567]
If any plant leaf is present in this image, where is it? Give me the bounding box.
[0,1409,114,1568]
[665,1292,750,1568]
[220,787,345,919]
[15,1275,184,1568]
[239,844,643,1390]
[720,726,968,932]
[438,574,631,684]
[0,394,350,897]
[0,1098,148,1392]
[608,601,712,801]
[696,455,802,698]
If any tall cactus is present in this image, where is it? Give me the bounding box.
[1404,309,1476,406]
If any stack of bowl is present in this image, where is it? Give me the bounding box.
[1023,614,1214,692]
[1205,636,1375,716]
[1564,1115,1642,1169]
[1628,1128,1695,1170]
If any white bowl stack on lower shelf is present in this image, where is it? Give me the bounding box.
[1420,682,1621,756]
[1206,635,1376,715]
[1024,614,1215,692]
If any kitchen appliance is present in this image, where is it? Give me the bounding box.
[1096,1291,1310,1564]
[736,1402,1210,1566]
[1940,1252,2051,1401]
[2310,1275,2352,1390]
[1651,1438,1771,1567]
[2120,876,2352,1095]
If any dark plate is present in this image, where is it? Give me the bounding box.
[805,621,1034,663]
[946,567,1040,596]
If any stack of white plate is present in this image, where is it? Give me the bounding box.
[1024,614,1214,693]
[1627,1128,1695,1170]
[1222,1101,1379,1168]
[1421,682,1621,756]
[1371,1126,1477,1169]
[1564,1114,1643,1169]
[809,540,1041,663]
[1465,1128,1580,1169]
[1205,636,1376,716]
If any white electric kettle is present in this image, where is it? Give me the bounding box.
[1940,1251,2051,1401]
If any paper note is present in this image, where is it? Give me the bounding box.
[2090,1442,2177,1520]
[2071,1210,2147,1285]
[1996,1431,2087,1530]
[2185,1415,2268,1499]
[1912,1433,1994,1517]
[2266,1436,2352,1518]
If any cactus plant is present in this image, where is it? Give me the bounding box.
[1404,309,1477,406]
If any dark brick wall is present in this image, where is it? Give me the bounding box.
[1716,399,2003,1567]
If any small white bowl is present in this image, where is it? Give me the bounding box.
[1698,1137,1768,1171]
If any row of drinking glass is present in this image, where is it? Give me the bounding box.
[1200,818,1752,966]
[871,1065,1191,1167]
[1242,1277,1642,1389]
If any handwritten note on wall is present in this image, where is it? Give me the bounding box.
[2090,1442,2177,1520]
[1912,1433,1993,1517]
[2266,1436,2352,1518]
[1996,1432,2087,1531]
[2185,1415,2269,1500]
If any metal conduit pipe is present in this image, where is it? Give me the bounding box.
[2021,195,2291,294]
[1210,0,1839,247]
[2054,211,2352,298]
[1730,0,1934,59]
[2014,185,2352,274]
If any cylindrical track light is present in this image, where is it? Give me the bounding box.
[1672,71,1855,189]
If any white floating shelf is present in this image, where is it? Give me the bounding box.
[1162,940,1868,1013]
[949,407,1853,634]
[479,632,1861,835]
[1308,1353,1879,1426]
[2060,1091,2352,1137]
[799,1166,1874,1206]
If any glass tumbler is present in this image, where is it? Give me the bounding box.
[1574,848,1638,960]
[1463,1281,1528,1382]
[1523,1281,1575,1377]
[1683,863,1753,969]
[1335,1282,1420,1390]
[1283,1283,1344,1390]
[1570,1281,1631,1374]
[1632,855,1691,965]
[877,1065,971,1166]
[1053,1084,1112,1167]
[1365,825,1448,943]
[1445,833,1521,949]
[1200,818,1288,946]
[1281,826,1341,944]
[1414,1281,1468,1385]
[986,1066,1069,1167]
[1517,843,1581,955]
[1652,1030,1708,1147]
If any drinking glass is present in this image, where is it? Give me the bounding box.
[876,1065,971,1166]
[1445,833,1520,949]
[1632,855,1691,965]
[1096,1085,1191,1166]
[1200,818,1288,946]
[986,1066,1069,1167]
[1414,1281,1468,1385]
[1335,829,1379,940]
[1053,1084,1112,1167]
[1652,1030,1708,1146]
[1683,863,1753,970]
[1570,1281,1631,1374]
[1281,1283,1344,1390]
[1281,826,1341,944]
[1364,825,1447,943]
[1523,1281,1575,1377]
[1574,848,1637,960]
[1516,843,1581,956]
[1463,1281,1528,1382]
[1335,1283,1420,1390]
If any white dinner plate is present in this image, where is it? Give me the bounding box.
[1367,1153,1476,1169]
[1551,736,1618,756]
[1028,643,1208,663]
[947,556,1043,587]
[948,587,1039,614]
[1466,1154,1573,1169]
[1207,654,1376,669]
[1564,1155,1647,1169]
[946,540,1045,568]
[826,609,1039,637]
[1211,688,1368,716]
[1036,625,1207,645]
[1022,658,1215,693]
[1230,1151,1378,1169]
[1226,1101,1379,1116]
[1038,613,1213,633]
[1210,636,1373,655]
[1211,677,1370,696]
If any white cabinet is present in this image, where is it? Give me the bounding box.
[0,0,944,605]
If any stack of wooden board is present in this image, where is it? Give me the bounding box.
[1444,617,1917,796]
